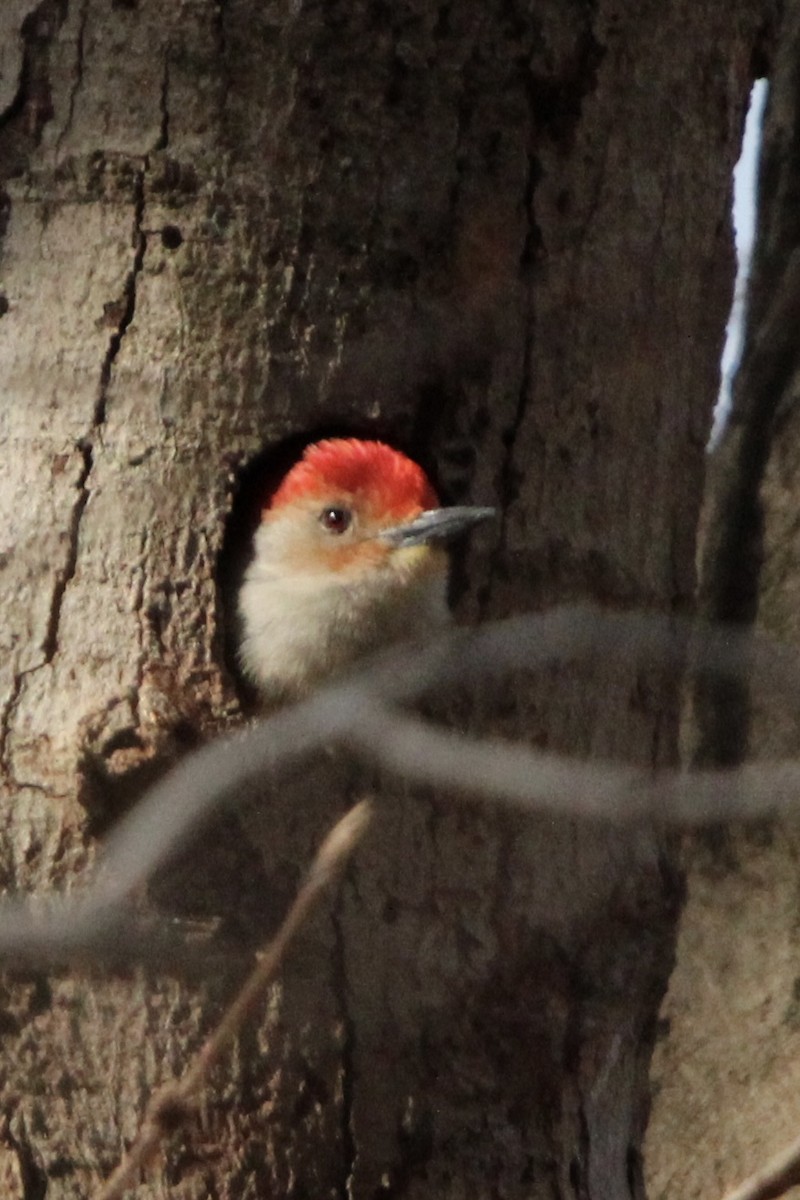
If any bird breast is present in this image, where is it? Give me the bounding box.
[238,553,450,702]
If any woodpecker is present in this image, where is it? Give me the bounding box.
[238,438,494,703]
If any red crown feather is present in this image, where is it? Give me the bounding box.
[268,439,439,519]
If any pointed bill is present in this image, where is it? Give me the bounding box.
[381,506,496,547]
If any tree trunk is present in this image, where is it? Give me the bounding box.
[0,1,765,1197]
[647,6,800,1197]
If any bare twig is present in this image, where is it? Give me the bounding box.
[93,799,373,1200]
[720,1132,800,1200]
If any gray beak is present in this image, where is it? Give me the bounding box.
[381,506,496,548]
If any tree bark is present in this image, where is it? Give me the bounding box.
[647,5,800,1198]
[0,1,765,1197]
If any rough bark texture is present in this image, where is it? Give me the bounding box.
[646,5,800,1198]
[0,1,764,1197]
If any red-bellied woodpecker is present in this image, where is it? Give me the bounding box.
[238,438,494,703]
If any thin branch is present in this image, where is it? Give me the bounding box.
[93,799,373,1200]
[720,1132,800,1200]
[67,607,800,899]
[0,607,798,964]
[347,706,800,824]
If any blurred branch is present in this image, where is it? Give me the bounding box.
[720,1132,800,1200]
[347,706,800,824]
[0,605,798,966]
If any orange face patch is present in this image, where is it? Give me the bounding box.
[315,534,392,575]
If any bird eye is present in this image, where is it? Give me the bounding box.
[319,506,352,534]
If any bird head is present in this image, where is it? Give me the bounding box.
[238,438,494,700]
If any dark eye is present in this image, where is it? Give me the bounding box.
[319,506,352,534]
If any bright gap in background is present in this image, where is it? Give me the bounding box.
[709,78,769,449]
